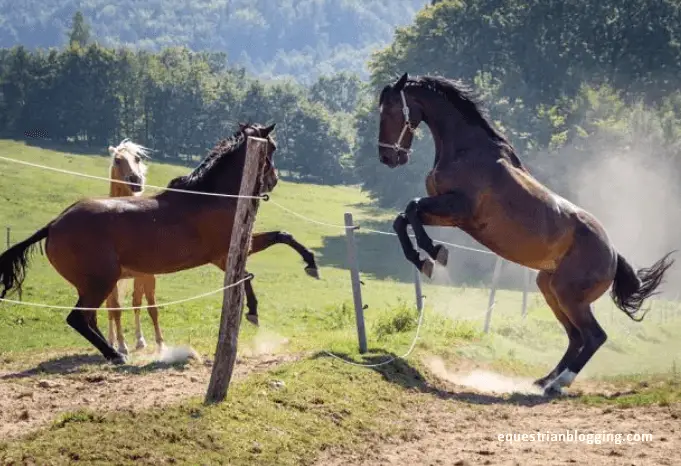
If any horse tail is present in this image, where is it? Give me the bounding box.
[610,251,675,322]
[0,224,51,299]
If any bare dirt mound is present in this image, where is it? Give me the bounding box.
[0,349,300,440]
[316,364,681,466]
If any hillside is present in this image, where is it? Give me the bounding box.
[0,0,429,82]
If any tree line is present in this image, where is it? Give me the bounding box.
[2,1,681,204]
[0,20,367,185]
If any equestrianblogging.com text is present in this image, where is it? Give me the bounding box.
[497,430,653,445]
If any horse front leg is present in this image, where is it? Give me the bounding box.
[403,191,473,278]
[249,231,320,279]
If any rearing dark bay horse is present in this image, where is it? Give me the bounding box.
[0,123,278,365]
[377,73,675,395]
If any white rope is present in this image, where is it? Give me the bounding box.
[0,274,254,311]
[267,199,351,229]
[0,156,265,200]
[0,154,493,256]
[322,295,426,368]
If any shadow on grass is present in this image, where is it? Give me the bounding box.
[0,351,198,380]
[311,349,557,407]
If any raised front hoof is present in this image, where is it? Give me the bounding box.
[305,266,320,279]
[246,313,259,326]
[434,244,449,267]
[135,338,148,351]
[421,259,435,279]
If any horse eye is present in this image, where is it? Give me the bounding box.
[134,156,141,163]
[113,158,121,165]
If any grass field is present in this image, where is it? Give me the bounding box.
[1,139,681,464]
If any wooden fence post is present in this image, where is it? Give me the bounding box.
[344,212,367,354]
[484,256,503,333]
[205,136,267,405]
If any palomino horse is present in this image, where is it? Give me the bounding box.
[104,139,165,355]
[103,138,320,355]
[377,73,675,395]
[0,123,279,364]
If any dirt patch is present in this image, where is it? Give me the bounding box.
[316,372,680,466]
[0,349,301,440]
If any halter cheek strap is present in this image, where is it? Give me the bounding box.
[378,90,415,156]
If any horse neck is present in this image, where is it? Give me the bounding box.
[109,167,134,198]
[414,88,498,168]
[202,145,257,199]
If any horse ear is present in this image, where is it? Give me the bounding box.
[262,123,276,136]
[108,146,116,156]
[238,122,247,131]
[395,72,409,90]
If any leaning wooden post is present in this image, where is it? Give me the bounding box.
[521,267,530,319]
[344,212,367,354]
[484,256,504,333]
[205,136,267,405]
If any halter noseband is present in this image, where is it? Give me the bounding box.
[378,90,415,156]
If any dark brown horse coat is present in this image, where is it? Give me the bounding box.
[377,73,674,395]
[0,123,278,364]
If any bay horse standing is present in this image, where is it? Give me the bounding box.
[103,138,320,355]
[0,123,279,364]
[377,73,675,395]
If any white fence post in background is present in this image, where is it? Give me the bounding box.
[521,267,530,319]
[484,256,504,333]
[344,212,367,354]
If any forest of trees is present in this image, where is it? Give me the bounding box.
[2,1,681,203]
[0,0,428,82]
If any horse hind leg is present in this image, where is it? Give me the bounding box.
[543,276,610,395]
[67,288,126,364]
[106,282,129,355]
[143,275,165,352]
[533,271,584,393]
[244,275,258,326]
[132,278,147,350]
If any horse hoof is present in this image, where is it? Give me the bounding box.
[136,338,147,350]
[421,260,434,279]
[305,267,320,279]
[246,314,259,326]
[434,244,449,267]
[543,382,565,397]
[110,355,127,365]
[118,346,129,356]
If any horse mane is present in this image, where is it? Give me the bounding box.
[110,138,151,176]
[406,75,524,169]
[166,127,249,192]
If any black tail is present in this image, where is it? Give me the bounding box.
[0,225,50,299]
[610,251,675,322]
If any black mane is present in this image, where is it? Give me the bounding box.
[412,75,509,144]
[167,127,248,192]
[397,74,524,169]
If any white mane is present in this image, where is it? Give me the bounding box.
[109,138,152,176]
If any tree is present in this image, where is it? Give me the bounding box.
[68,11,91,49]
